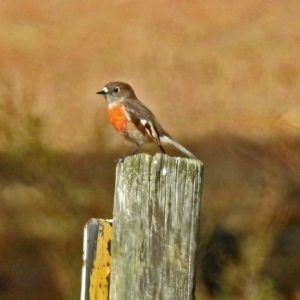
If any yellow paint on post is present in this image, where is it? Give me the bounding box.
[89,220,112,300]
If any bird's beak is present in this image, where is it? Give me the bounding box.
[96,87,108,95]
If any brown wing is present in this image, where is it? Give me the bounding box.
[122,99,166,145]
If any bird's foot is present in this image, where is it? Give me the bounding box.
[115,154,134,163]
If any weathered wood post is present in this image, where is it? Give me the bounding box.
[109,153,203,300]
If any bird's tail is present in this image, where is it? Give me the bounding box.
[160,135,197,159]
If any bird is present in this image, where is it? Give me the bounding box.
[97,81,196,159]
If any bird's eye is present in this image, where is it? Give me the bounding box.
[114,87,120,93]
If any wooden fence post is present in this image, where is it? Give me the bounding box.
[81,218,113,300]
[109,153,203,300]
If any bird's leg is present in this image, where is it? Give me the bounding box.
[116,144,143,163]
[159,144,166,154]
[130,144,143,156]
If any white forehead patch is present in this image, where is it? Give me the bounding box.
[103,87,109,93]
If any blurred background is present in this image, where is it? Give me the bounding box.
[0,0,300,299]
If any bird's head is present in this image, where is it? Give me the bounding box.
[97,82,137,104]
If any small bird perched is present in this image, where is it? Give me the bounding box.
[97,82,196,159]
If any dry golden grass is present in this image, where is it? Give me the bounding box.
[0,1,300,299]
